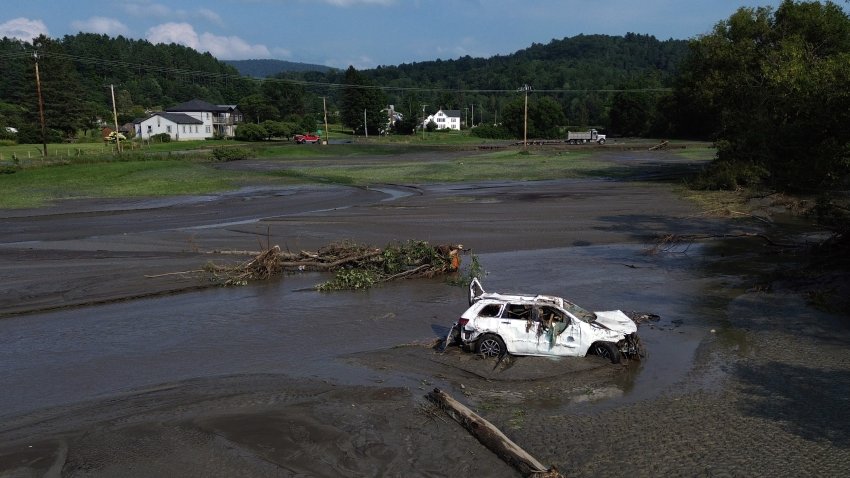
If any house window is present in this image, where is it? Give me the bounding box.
[166,126,172,133]
[206,126,211,133]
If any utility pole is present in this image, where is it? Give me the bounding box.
[110,84,122,153]
[464,107,468,128]
[33,50,47,157]
[471,104,474,128]
[363,109,368,137]
[421,104,428,140]
[322,97,329,145]
[517,84,532,149]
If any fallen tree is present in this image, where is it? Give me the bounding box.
[202,240,467,289]
[427,388,565,478]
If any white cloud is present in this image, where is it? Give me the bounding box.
[197,8,224,26]
[146,22,271,60]
[272,47,293,58]
[200,32,271,59]
[71,17,130,36]
[146,22,198,48]
[0,17,49,41]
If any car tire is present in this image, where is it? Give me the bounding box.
[589,341,621,364]
[476,333,506,358]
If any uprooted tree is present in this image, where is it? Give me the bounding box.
[203,240,473,290]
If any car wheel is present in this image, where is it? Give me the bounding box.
[598,138,606,145]
[476,333,506,358]
[590,341,621,364]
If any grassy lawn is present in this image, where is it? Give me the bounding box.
[271,149,602,185]
[0,137,708,208]
[0,160,276,208]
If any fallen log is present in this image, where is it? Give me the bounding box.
[426,388,564,478]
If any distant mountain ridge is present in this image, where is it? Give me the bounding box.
[224,59,335,77]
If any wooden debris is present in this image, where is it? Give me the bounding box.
[649,140,669,151]
[426,388,565,478]
[197,240,466,289]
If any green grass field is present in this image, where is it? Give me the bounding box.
[0,136,713,208]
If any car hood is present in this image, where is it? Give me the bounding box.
[592,310,637,334]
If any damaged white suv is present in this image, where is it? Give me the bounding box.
[448,279,642,363]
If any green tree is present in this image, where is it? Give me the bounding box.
[340,66,386,135]
[675,0,850,191]
[240,94,279,123]
[262,78,305,118]
[608,92,653,136]
[235,123,267,141]
[501,95,566,139]
[261,120,287,140]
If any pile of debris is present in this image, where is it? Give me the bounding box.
[204,240,465,290]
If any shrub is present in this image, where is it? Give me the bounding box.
[689,159,768,191]
[235,123,267,141]
[150,133,171,143]
[211,146,251,162]
[470,124,513,140]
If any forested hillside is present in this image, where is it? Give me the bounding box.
[0,31,687,143]
[224,59,334,77]
[309,33,688,132]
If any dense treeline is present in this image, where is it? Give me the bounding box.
[0,30,689,143]
[297,32,689,134]
[676,0,850,194]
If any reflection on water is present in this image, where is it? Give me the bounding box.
[0,243,767,418]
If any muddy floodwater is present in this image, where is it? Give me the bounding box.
[1,150,848,477]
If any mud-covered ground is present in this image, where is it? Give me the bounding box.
[1,150,849,477]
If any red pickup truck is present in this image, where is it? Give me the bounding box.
[294,133,321,144]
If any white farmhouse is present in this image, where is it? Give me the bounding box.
[135,112,205,141]
[423,109,461,130]
[134,99,242,141]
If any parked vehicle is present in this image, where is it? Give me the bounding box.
[294,133,321,144]
[447,278,640,362]
[566,129,606,145]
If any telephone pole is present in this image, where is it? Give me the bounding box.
[517,84,532,149]
[421,104,428,139]
[110,84,122,153]
[322,97,329,145]
[33,50,47,157]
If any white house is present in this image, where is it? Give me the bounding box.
[134,99,242,141]
[135,112,205,141]
[423,109,461,130]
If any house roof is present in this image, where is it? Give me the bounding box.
[134,112,203,125]
[166,99,230,113]
[442,110,461,118]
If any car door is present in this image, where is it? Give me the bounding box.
[533,306,583,356]
[496,302,539,355]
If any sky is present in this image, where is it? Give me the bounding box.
[0,0,803,70]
